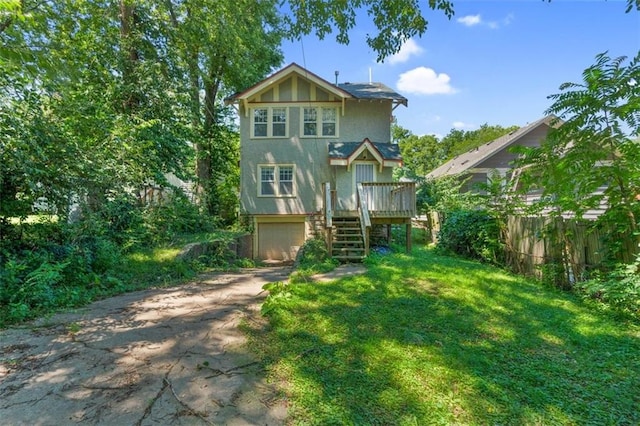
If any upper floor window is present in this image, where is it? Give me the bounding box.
[259,165,295,197]
[302,107,338,137]
[252,107,288,138]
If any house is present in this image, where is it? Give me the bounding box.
[226,63,416,261]
[426,115,611,220]
[426,115,561,190]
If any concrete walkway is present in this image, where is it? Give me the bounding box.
[0,264,368,425]
[0,268,291,425]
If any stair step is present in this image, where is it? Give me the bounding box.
[333,248,364,253]
[333,255,365,262]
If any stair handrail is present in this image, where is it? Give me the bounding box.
[324,182,332,229]
[357,183,371,256]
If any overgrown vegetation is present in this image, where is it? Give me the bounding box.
[250,247,640,424]
[436,209,504,264]
[0,195,249,327]
[576,253,640,316]
[406,52,640,318]
[289,237,338,283]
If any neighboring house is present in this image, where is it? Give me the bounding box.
[426,115,608,219]
[226,63,416,261]
[427,115,561,190]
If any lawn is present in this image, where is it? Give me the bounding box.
[249,247,640,425]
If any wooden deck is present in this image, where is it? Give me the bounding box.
[323,182,416,258]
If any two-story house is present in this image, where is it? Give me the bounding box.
[226,63,416,261]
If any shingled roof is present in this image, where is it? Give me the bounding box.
[426,115,562,179]
[328,139,403,169]
[338,82,408,107]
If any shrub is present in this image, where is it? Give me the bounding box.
[576,253,640,317]
[436,209,504,264]
[290,238,338,283]
[142,194,218,244]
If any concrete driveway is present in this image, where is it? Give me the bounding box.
[0,267,290,425]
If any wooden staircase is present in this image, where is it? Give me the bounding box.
[331,216,366,262]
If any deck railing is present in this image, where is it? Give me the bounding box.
[359,182,416,218]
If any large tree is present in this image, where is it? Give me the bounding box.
[0,0,283,223]
[159,0,283,219]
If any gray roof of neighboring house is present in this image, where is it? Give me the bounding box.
[328,141,402,161]
[338,83,408,106]
[426,115,561,179]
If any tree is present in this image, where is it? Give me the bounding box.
[396,129,441,178]
[0,0,282,224]
[440,124,519,161]
[282,0,453,62]
[160,0,283,219]
[516,52,640,253]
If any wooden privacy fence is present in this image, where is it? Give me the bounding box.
[504,216,638,286]
[415,212,638,287]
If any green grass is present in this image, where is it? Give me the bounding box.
[249,247,640,425]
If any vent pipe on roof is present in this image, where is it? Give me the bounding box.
[335,70,339,85]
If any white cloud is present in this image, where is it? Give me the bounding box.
[457,15,481,26]
[387,39,424,65]
[452,121,476,130]
[396,67,457,95]
[458,13,513,29]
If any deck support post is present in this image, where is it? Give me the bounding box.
[406,221,412,253]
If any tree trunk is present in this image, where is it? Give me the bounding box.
[119,0,140,112]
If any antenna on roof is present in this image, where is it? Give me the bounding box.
[369,67,372,84]
[335,70,339,85]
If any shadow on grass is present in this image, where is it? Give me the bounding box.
[253,247,640,424]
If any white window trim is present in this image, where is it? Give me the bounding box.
[258,164,297,198]
[251,107,289,139]
[300,106,339,138]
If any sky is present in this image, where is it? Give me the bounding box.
[280,1,640,138]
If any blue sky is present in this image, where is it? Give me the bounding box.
[280,1,640,138]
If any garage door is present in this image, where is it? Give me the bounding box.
[257,222,305,261]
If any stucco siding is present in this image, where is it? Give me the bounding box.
[340,101,392,143]
[239,101,395,215]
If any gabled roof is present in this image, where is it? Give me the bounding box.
[328,139,403,169]
[426,115,562,179]
[226,63,408,107]
[227,63,353,102]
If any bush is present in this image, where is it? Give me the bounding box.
[290,238,338,283]
[142,195,218,244]
[436,209,504,264]
[576,253,640,317]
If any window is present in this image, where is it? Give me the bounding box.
[272,108,286,136]
[252,107,288,138]
[301,107,338,137]
[259,165,295,197]
[253,109,267,137]
[303,108,317,136]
